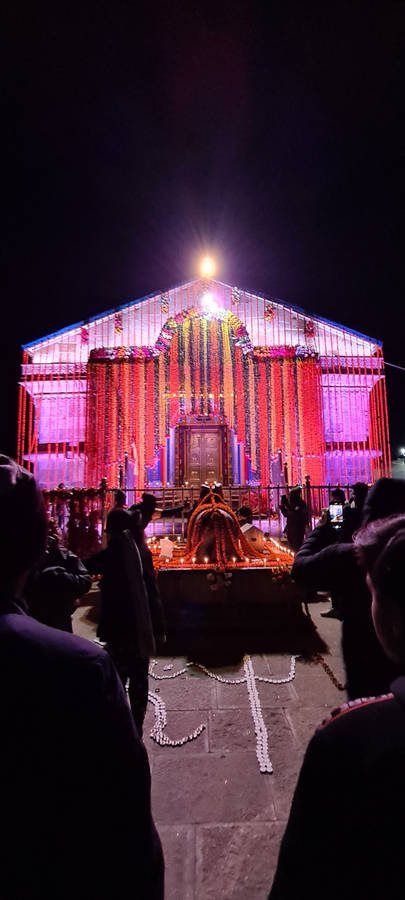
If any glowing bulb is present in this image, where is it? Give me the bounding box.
[200,256,216,278]
[192,557,196,564]
[202,292,219,315]
[180,558,184,564]
[232,557,236,563]
[204,557,208,564]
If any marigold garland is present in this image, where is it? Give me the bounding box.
[185,488,263,568]
[86,321,325,487]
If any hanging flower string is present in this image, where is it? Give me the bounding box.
[114,312,123,335]
[304,320,315,338]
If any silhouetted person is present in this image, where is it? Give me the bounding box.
[269,513,405,900]
[279,487,309,552]
[329,487,347,505]
[25,519,91,631]
[131,491,158,527]
[183,484,210,538]
[84,507,164,736]
[114,488,127,508]
[0,455,164,899]
[292,478,405,699]
[238,505,266,552]
[342,481,369,540]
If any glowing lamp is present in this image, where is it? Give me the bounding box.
[202,292,219,315]
[200,256,216,278]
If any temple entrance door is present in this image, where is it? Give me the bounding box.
[186,428,222,486]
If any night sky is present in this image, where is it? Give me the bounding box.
[3,2,404,460]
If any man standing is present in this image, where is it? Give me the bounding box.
[0,455,163,899]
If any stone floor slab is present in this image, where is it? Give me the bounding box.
[196,823,286,900]
[285,706,330,747]
[291,669,344,707]
[159,825,195,900]
[216,679,297,709]
[209,709,256,753]
[150,672,217,711]
[152,751,276,825]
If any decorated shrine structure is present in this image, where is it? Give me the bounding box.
[17,278,391,490]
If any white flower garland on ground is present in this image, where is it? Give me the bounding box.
[148,654,298,773]
[148,691,206,747]
[244,656,272,773]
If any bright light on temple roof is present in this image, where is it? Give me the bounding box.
[201,292,220,315]
[200,256,216,278]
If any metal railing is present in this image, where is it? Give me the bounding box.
[43,481,359,554]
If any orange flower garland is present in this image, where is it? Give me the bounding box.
[185,488,263,568]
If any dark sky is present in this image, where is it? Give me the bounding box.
[3,1,404,457]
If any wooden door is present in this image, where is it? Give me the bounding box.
[186,429,221,486]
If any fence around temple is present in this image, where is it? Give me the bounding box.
[46,479,356,558]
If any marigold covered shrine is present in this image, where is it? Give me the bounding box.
[17,278,391,489]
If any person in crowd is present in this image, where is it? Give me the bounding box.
[0,455,164,899]
[291,477,405,699]
[318,482,370,621]
[279,486,309,552]
[84,507,165,736]
[131,491,158,528]
[55,482,68,531]
[25,518,91,631]
[129,494,166,642]
[237,505,266,552]
[269,513,405,900]
[329,486,347,506]
[114,488,127,508]
[184,484,210,538]
[342,480,369,540]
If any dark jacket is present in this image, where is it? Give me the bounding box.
[0,593,164,899]
[291,524,404,698]
[84,530,165,654]
[269,678,405,900]
[280,497,309,551]
[25,541,91,632]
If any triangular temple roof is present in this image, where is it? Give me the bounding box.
[23,277,382,352]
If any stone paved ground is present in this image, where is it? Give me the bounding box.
[73,600,346,900]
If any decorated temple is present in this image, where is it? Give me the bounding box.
[17,275,391,490]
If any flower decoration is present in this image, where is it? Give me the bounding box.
[304,320,315,338]
[160,293,169,314]
[81,326,89,344]
[114,313,123,334]
[264,303,275,322]
[231,287,240,307]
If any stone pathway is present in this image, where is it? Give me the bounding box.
[73,600,346,899]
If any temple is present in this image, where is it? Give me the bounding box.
[17,278,391,490]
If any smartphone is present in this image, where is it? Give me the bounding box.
[329,503,343,526]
